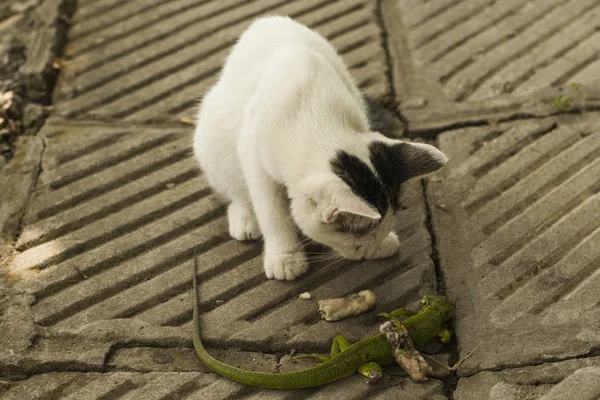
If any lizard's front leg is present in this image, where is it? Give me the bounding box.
[438,327,452,343]
[358,362,383,384]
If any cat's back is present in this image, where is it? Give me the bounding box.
[217,16,358,98]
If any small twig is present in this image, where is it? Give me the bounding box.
[423,339,485,372]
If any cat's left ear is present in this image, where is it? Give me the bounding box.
[374,141,448,181]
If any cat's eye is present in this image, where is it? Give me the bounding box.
[308,198,318,208]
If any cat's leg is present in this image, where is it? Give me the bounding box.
[193,92,262,242]
[370,231,400,259]
[227,198,262,241]
[240,154,308,280]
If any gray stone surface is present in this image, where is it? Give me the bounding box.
[1,118,439,386]
[454,356,600,400]
[0,270,37,379]
[428,114,600,375]
[0,370,447,399]
[3,0,600,398]
[384,0,600,131]
[54,0,390,122]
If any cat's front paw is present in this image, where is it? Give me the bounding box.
[228,202,262,241]
[264,250,309,281]
[372,232,400,259]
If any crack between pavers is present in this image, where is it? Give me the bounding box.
[408,102,600,139]
[374,0,409,136]
[421,179,459,399]
[370,0,600,138]
[420,180,445,296]
[459,345,600,379]
[23,338,598,388]
[50,99,600,137]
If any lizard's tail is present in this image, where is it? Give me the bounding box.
[192,251,350,389]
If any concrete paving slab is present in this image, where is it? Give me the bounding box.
[427,113,600,375]
[454,356,600,400]
[1,119,443,395]
[53,0,390,123]
[383,0,600,132]
[0,370,447,399]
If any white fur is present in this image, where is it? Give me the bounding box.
[193,16,446,280]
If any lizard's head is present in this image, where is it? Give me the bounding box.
[420,295,455,319]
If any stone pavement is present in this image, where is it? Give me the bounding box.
[1,0,599,399]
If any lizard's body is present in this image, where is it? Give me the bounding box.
[192,259,454,389]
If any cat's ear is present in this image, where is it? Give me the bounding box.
[399,142,447,179]
[321,189,381,223]
[374,141,447,181]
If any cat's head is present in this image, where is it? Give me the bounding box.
[290,138,447,260]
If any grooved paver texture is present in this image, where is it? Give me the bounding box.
[428,114,600,375]
[53,0,389,122]
[454,356,600,400]
[5,119,438,366]
[0,370,446,399]
[384,0,600,131]
[6,0,600,397]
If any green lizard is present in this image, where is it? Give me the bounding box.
[192,256,454,389]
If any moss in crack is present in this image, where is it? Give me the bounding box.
[420,179,460,398]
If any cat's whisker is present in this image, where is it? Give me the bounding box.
[306,254,334,261]
[399,190,422,210]
[297,240,313,250]
[296,239,317,253]
[296,234,312,244]
[309,255,338,263]
[322,255,345,271]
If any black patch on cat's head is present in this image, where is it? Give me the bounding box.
[330,151,390,217]
[367,142,404,213]
[331,142,446,217]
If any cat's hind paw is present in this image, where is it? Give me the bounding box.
[227,202,262,241]
[264,251,309,281]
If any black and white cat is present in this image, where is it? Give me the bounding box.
[193,16,447,281]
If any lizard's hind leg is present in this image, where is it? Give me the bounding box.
[332,336,383,384]
[292,335,352,363]
[330,335,351,357]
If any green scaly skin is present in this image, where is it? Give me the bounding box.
[192,257,454,389]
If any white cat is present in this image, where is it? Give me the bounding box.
[193,16,447,281]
